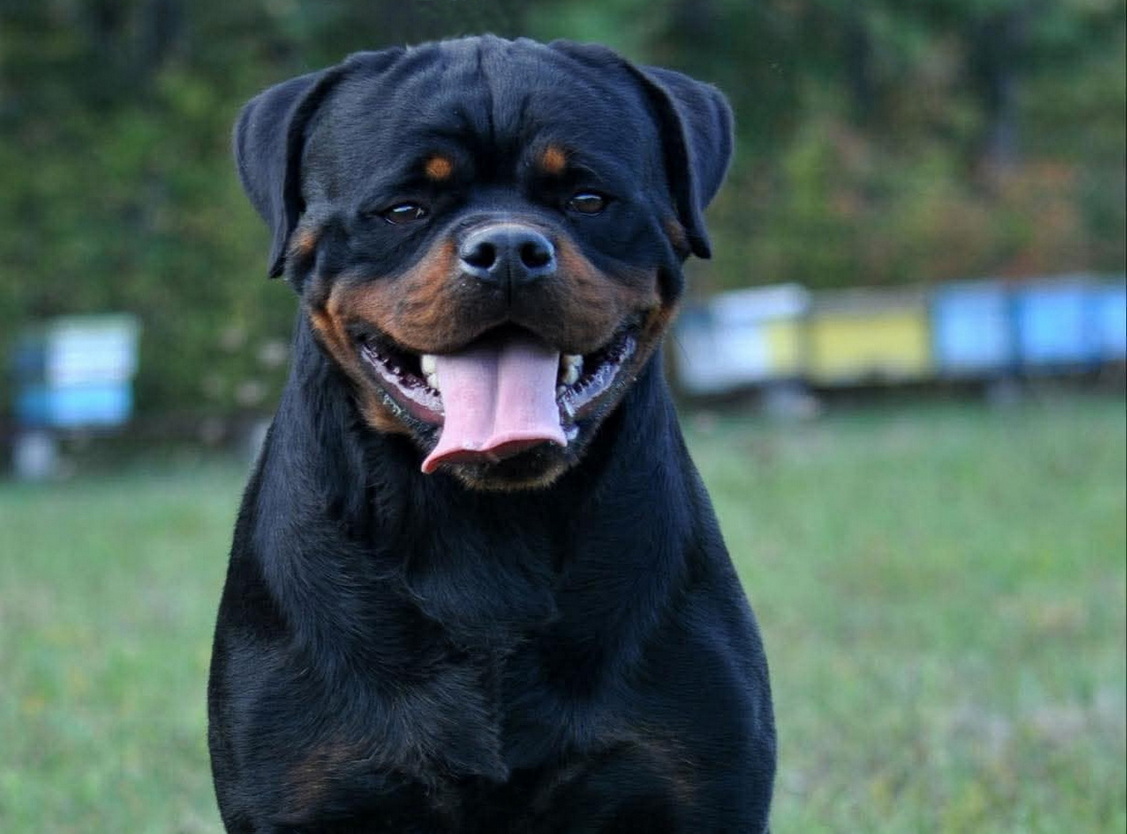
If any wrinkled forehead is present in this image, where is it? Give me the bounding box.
[304,40,660,193]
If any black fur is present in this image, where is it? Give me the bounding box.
[209,36,774,833]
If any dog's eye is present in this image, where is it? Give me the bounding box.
[567,193,608,216]
[382,203,429,225]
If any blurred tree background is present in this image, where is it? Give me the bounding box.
[0,0,1123,434]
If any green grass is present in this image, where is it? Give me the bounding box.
[695,396,1127,834]
[1,396,1124,833]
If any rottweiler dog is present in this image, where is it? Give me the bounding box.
[208,35,775,833]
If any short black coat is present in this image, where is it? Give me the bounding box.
[209,35,774,833]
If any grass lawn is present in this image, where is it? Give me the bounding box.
[1,395,1123,833]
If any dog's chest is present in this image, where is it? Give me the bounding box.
[281,634,604,824]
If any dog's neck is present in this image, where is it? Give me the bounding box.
[243,316,716,647]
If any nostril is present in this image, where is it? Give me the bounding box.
[520,240,554,271]
[462,241,497,270]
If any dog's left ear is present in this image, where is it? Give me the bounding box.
[632,65,734,259]
[548,41,733,260]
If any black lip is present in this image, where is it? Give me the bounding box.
[557,325,638,427]
[357,334,443,424]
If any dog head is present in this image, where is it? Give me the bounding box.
[234,36,732,490]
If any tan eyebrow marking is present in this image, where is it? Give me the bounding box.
[424,155,454,181]
[538,145,568,176]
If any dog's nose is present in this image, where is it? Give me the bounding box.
[459,224,556,285]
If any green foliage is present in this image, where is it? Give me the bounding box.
[557,0,1127,293]
[0,0,1123,421]
[1,397,1123,831]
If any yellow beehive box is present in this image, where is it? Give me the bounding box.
[761,317,805,378]
[806,289,932,385]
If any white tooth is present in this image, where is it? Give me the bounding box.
[560,354,583,386]
[426,373,440,392]
[421,354,437,375]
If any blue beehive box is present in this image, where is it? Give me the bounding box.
[1013,278,1100,369]
[931,280,1016,376]
[16,384,135,428]
[1092,279,1127,361]
[13,315,140,429]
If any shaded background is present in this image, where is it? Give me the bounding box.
[0,2,1124,833]
[1,0,1123,440]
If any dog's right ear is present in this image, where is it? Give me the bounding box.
[233,49,403,279]
[233,69,338,278]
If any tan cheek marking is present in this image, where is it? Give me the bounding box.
[425,155,454,181]
[290,226,319,259]
[308,308,349,363]
[641,300,678,353]
[330,241,464,351]
[663,217,690,256]
[553,238,663,345]
[360,393,410,435]
[539,145,568,176]
[308,305,408,436]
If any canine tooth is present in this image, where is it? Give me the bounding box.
[426,373,440,391]
[421,354,437,376]
[560,354,582,386]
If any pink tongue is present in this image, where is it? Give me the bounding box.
[421,333,567,473]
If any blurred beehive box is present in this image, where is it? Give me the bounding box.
[673,284,809,396]
[930,280,1016,378]
[13,314,141,429]
[804,289,932,385]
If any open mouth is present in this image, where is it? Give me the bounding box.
[357,323,637,471]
